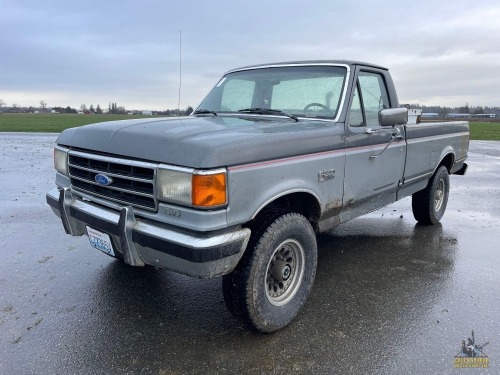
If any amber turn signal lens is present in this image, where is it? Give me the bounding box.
[192,173,227,207]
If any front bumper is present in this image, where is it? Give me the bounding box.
[46,187,250,278]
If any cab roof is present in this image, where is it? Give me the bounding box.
[226,60,388,74]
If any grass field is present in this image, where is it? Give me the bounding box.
[468,122,500,141]
[0,113,499,140]
[0,113,158,132]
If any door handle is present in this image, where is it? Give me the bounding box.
[365,128,402,138]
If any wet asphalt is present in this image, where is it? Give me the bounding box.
[0,134,499,375]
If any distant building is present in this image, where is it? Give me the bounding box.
[142,110,153,116]
[421,112,440,118]
[471,113,496,118]
[445,113,471,118]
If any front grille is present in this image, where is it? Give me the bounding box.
[68,150,158,211]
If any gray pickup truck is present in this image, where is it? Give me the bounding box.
[47,60,469,332]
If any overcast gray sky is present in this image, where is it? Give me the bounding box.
[1,0,499,110]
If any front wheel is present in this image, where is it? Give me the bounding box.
[412,166,450,225]
[222,211,317,333]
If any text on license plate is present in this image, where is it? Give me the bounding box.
[86,226,115,257]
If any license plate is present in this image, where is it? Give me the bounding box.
[86,226,115,257]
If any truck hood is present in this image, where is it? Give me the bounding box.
[56,115,343,169]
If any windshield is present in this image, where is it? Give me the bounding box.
[196,65,347,120]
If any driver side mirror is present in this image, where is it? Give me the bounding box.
[379,108,408,126]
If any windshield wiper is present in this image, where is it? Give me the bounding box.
[193,109,218,116]
[238,108,298,122]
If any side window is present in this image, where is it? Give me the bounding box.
[358,72,390,126]
[221,79,255,111]
[348,85,364,126]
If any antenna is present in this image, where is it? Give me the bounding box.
[177,30,182,115]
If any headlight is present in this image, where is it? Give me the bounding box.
[157,165,227,208]
[54,146,69,176]
[157,165,193,205]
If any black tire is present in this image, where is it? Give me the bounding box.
[222,211,317,333]
[412,166,450,225]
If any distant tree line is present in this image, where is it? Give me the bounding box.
[0,98,194,116]
[155,106,193,116]
[54,106,78,114]
[409,103,498,116]
[107,102,125,114]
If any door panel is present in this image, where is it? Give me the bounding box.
[342,70,406,221]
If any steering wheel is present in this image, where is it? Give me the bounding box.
[303,102,330,112]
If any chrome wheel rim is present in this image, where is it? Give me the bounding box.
[265,239,305,306]
[434,178,445,211]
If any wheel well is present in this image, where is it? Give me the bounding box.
[438,153,454,173]
[254,192,321,225]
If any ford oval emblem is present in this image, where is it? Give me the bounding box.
[95,174,113,186]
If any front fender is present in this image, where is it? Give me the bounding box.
[226,152,345,226]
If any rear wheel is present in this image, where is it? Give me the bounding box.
[222,211,317,333]
[412,166,450,225]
